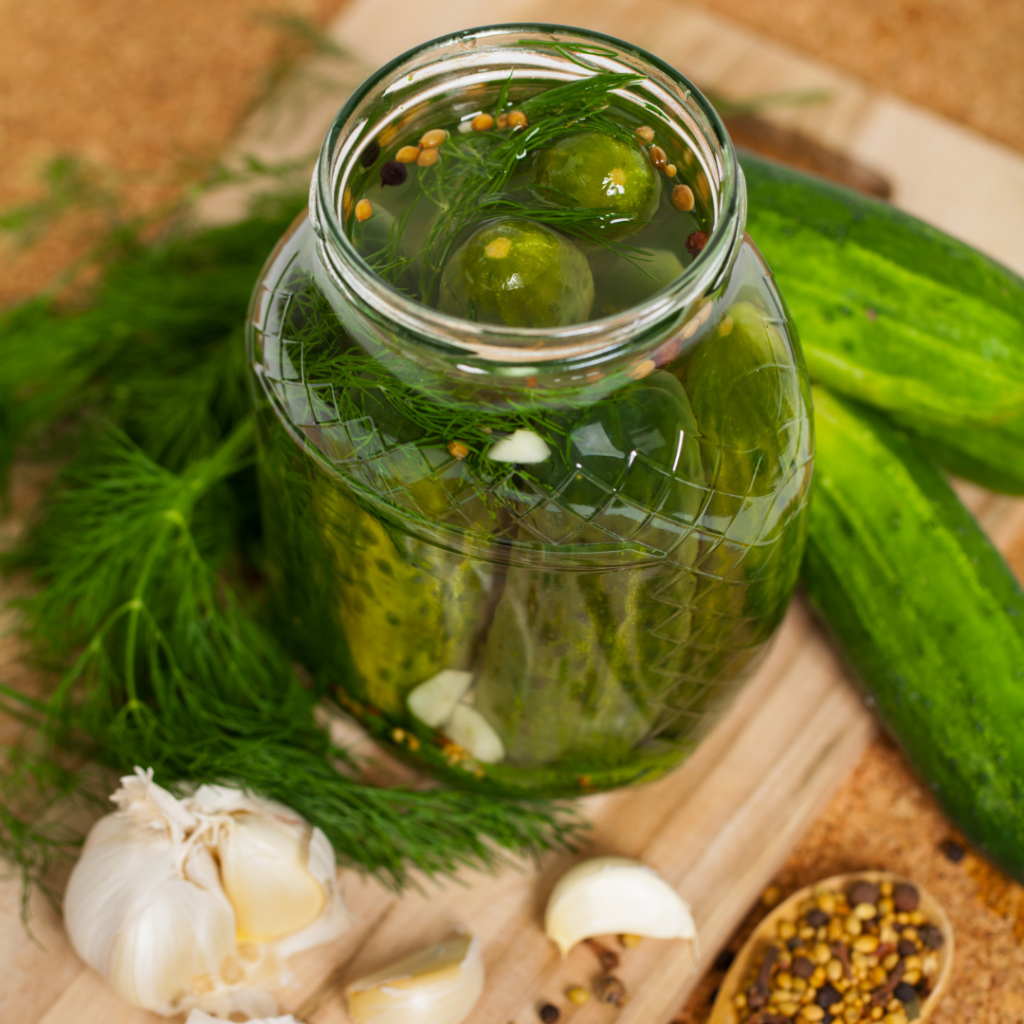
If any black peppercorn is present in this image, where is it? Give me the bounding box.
[806,908,829,928]
[792,956,816,979]
[919,923,945,949]
[848,881,880,906]
[892,883,920,912]
[897,938,918,957]
[597,976,626,1006]
[894,981,918,1003]
[686,230,707,256]
[815,984,842,1009]
[538,1003,560,1023]
[941,838,965,863]
[713,949,735,972]
[360,140,381,167]
[380,160,408,187]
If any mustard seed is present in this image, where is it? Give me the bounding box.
[447,441,469,460]
[672,183,695,211]
[396,145,421,164]
[419,128,448,148]
[636,125,655,143]
[508,110,528,129]
[566,986,590,1005]
[417,147,440,168]
[665,163,677,177]
[472,113,495,131]
[355,199,373,222]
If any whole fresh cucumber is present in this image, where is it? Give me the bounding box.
[741,152,1024,427]
[802,387,1024,882]
[891,408,1024,495]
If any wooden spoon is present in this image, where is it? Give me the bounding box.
[708,870,953,1024]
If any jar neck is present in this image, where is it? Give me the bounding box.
[309,23,746,396]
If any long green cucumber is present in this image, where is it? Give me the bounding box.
[741,152,1024,427]
[802,387,1024,881]
[891,408,1024,495]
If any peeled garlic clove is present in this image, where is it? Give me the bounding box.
[407,669,474,728]
[487,429,551,463]
[544,856,696,956]
[346,933,484,1024]
[445,703,505,763]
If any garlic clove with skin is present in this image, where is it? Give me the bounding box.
[345,932,484,1024]
[544,856,696,957]
[217,809,326,944]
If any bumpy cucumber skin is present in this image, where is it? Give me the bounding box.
[891,408,1024,496]
[802,388,1024,881]
[740,152,1024,427]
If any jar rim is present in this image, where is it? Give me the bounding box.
[312,22,745,366]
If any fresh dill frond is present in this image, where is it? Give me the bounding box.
[4,426,582,891]
[409,71,650,303]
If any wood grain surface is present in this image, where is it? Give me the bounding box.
[4,1,1024,1022]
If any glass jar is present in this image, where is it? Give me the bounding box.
[246,24,813,797]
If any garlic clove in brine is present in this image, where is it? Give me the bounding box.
[544,856,697,957]
[407,669,474,728]
[487,429,551,464]
[445,703,505,764]
[345,932,484,1024]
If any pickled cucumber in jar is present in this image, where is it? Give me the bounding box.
[439,218,594,327]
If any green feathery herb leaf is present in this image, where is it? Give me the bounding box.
[4,424,582,891]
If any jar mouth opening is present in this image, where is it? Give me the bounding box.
[313,23,743,365]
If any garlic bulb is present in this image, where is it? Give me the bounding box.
[64,768,351,1017]
[345,933,484,1024]
[544,856,696,956]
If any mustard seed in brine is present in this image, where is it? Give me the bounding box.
[396,145,421,164]
[419,128,449,148]
[672,183,695,211]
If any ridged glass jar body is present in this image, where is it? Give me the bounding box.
[246,25,814,796]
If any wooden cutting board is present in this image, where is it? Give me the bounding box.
[4,0,1024,1022]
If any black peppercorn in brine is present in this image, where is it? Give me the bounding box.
[732,880,943,1024]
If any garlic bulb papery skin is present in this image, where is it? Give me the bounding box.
[186,1012,302,1024]
[345,933,484,1024]
[64,768,350,1017]
[544,856,697,957]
